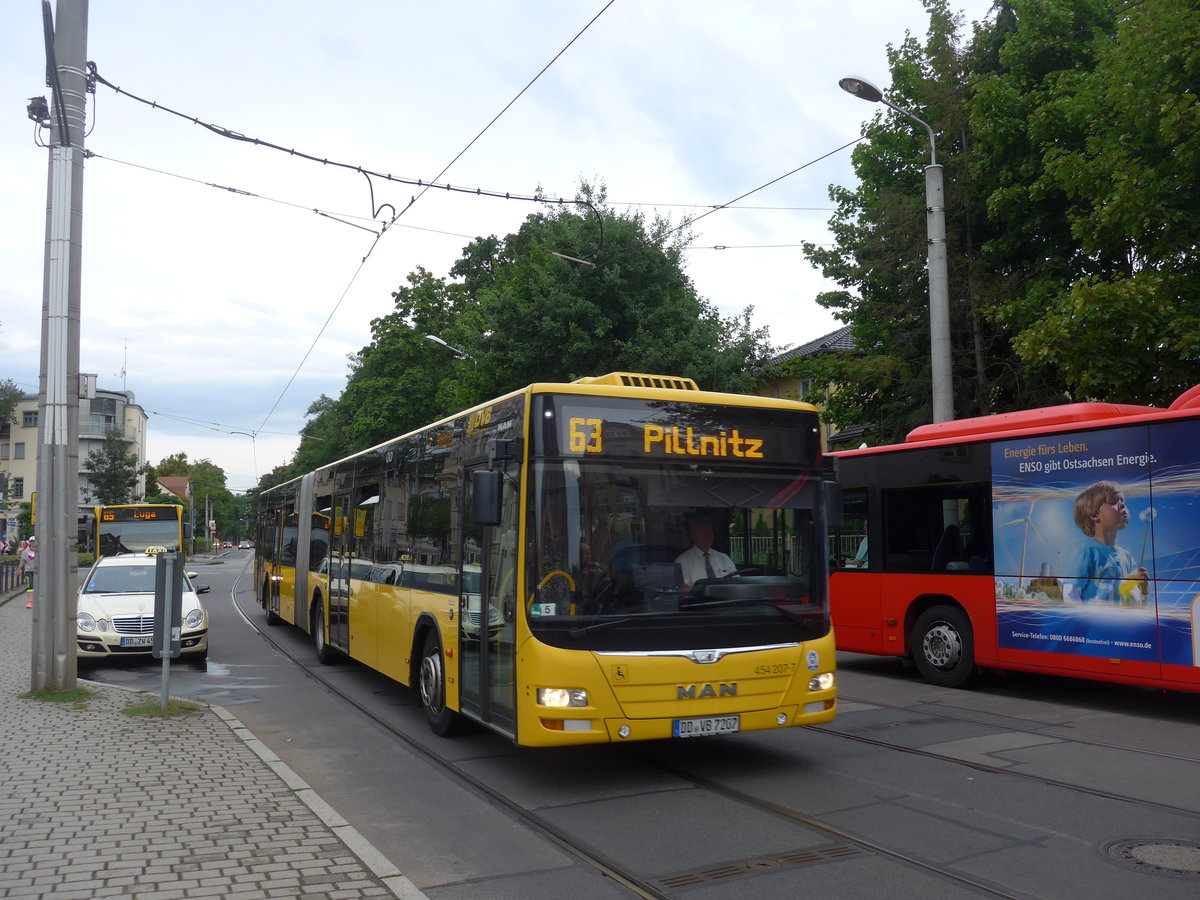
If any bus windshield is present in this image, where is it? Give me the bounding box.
[97,508,183,555]
[527,459,828,651]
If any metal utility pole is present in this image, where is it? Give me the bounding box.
[32,0,89,691]
[839,75,954,423]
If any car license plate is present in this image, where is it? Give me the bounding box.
[673,715,740,738]
[119,636,153,648]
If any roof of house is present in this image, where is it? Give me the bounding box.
[770,324,855,365]
[157,476,191,500]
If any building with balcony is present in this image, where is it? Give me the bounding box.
[0,376,148,533]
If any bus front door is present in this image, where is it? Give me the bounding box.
[458,464,518,736]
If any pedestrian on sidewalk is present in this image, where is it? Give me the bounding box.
[22,537,36,607]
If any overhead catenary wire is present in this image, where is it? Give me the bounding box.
[85,2,618,226]
[89,5,617,437]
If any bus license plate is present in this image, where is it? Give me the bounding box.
[120,636,153,648]
[673,715,740,738]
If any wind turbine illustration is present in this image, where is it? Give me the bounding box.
[1002,499,1046,593]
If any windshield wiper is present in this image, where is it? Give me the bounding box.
[681,596,809,623]
[567,612,677,638]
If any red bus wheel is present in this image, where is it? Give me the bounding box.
[912,605,977,688]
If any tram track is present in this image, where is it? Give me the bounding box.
[837,691,1200,768]
[816,691,1200,821]
[231,571,1035,898]
[230,573,668,899]
[809,722,1200,822]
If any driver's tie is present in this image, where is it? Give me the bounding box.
[704,552,716,580]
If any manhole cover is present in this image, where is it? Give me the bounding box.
[1107,839,1200,878]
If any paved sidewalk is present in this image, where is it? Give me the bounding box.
[0,591,427,899]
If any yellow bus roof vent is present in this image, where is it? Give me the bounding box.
[573,372,700,391]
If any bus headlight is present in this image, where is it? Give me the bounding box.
[77,612,96,632]
[808,672,835,692]
[537,688,588,708]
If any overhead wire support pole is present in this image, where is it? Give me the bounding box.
[33,0,89,691]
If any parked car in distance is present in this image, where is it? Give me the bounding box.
[76,553,210,662]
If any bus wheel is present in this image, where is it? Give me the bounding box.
[313,600,336,664]
[419,631,465,736]
[912,605,977,688]
[263,584,281,626]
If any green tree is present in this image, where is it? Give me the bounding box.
[145,453,237,547]
[458,185,771,395]
[795,0,1200,443]
[0,379,23,425]
[82,429,145,504]
[335,266,472,452]
[799,0,1047,442]
[306,183,774,460]
[292,394,353,474]
[996,0,1200,402]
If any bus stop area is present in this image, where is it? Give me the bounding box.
[0,587,426,900]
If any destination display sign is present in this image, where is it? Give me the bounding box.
[537,396,818,467]
[102,507,172,522]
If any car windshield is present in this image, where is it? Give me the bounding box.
[84,565,190,594]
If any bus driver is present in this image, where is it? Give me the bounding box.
[675,516,737,590]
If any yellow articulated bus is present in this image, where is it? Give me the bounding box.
[94,504,186,556]
[255,373,839,746]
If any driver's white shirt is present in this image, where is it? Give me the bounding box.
[675,545,736,586]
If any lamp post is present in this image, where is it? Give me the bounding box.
[839,75,953,423]
[424,334,472,361]
[229,429,259,497]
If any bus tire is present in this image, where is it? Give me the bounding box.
[313,599,336,664]
[419,630,466,736]
[912,605,977,688]
[263,582,281,626]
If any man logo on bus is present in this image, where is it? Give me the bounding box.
[677,683,738,699]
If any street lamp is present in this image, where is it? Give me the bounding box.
[424,334,472,361]
[839,75,953,423]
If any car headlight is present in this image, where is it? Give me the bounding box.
[184,608,205,628]
[488,606,501,625]
[537,688,588,708]
[77,612,96,632]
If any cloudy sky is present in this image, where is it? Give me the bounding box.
[1,0,995,492]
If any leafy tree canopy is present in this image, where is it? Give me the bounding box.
[0,379,23,425]
[295,182,774,464]
[82,430,145,505]
[146,453,238,543]
[794,0,1199,445]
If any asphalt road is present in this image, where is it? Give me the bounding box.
[82,551,1200,899]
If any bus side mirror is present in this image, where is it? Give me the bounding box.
[473,470,503,526]
[822,456,842,530]
[824,481,843,530]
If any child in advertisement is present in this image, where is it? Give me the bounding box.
[1061,481,1149,606]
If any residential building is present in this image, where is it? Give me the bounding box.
[0,377,149,534]
[757,325,866,449]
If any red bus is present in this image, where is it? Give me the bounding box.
[828,383,1200,693]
